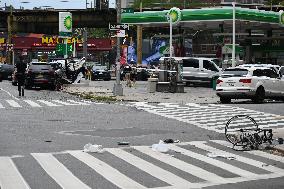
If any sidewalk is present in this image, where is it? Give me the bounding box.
[62,80,284,155]
[62,80,219,104]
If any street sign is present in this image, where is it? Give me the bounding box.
[109,23,129,31]
[59,12,72,37]
[122,8,134,14]
[116,30,126,38]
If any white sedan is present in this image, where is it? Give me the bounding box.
[216,66,284,103]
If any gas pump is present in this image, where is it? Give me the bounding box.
[157,57,184,93]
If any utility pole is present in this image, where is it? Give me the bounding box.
[137,0,142,66]
[83,28,88,58]
[113,0,123,95]
[232,2,236,67]
[7,5,13,64]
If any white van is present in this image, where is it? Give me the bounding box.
[159,57,222,85]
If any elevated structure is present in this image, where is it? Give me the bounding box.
[0,9,117,34]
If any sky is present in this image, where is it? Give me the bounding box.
[1,0,116,9]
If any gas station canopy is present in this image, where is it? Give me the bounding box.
[121,7,283,29]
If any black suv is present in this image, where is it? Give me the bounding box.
[25,62,55,89]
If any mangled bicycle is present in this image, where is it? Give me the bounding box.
[225,115,273,150]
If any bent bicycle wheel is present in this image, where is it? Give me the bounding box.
[225,115,259,147]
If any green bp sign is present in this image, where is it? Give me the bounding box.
[168,7,182,24]
[59,12,72,37]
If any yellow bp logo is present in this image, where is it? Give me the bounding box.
[64,16,72,30]
[168,7,181,24]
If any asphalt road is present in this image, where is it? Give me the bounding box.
[0,80,283,189]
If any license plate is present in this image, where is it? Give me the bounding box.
[228,83,235,86]
[99,72,103,74]
[36,74,43,78]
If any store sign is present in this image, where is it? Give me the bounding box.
[0,38,5,44]
[167,7,181,24]
[59,12,72,37]
[42,37,81,44]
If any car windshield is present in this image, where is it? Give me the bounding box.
[222,68,248,77]
[29,63,52,70]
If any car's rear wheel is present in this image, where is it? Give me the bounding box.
[252,87,265,103]
[220,97,231,104]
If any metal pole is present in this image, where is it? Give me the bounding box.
[73,39,76,57]
[137,0,142,66]
[113,0,123,96]
[170,16,172,60]
[7,5,12,64]
[83,28,88,58]
[232,2,236,67]
[64,38,68,58]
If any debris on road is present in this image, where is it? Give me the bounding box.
[152,140,169,153]
[83,143,104,153]
[117,141,130,145]
[163,139,180,143]
[207,153,236,160]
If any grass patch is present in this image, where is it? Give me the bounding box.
[67,91,117,102]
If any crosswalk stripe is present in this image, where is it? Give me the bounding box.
[188,141,284,174]
[52,100,78,105]
[134,145,228,184]
[107,148,194,188]
[68,150,147,189]
[23,100,42,107]
[131,102,284,133]
[37,100,62,107]
[211,140,284,163]
[0,157,30,189]
[31,153,91,189]
[6,100,22,108]
[0,102,4,108]
[67,100,90,105]
[166,144,258,178]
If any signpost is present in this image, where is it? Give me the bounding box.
[59,12,72,58]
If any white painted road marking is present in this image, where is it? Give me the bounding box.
[69,150,147,189]
[23,100,42,107]
[31,153,91,189]
[6,100,22,108]
[37,100,63,107]
[0,157,30,189]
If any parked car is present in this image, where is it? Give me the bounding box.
[0,63,14,80]
[91,65,111,81]
[239,64,280,74]
[279,66,284,76]
[216,66,284,103]
[25,62,56,89]
[160,57,222,86]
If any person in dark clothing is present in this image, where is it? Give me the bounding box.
[15,57,27,96]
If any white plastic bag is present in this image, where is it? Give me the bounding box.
[83,143,104,153]
[151,140,169,153]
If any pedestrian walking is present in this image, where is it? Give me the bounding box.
[15,56,27,96]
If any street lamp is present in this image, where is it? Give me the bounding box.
[232,2,236,67]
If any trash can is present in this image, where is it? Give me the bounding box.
[212,76,219,90]
[147,78,158,93]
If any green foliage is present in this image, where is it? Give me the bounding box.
[87,28,109,38]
